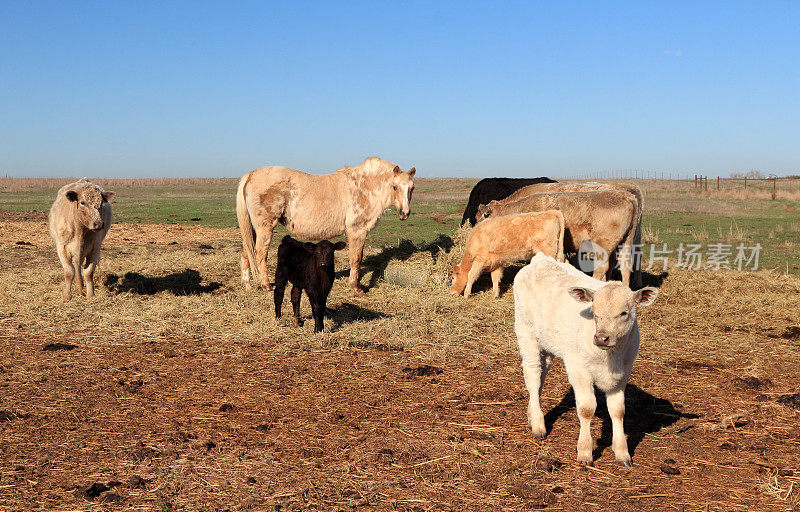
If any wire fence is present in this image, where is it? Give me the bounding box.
[569,171,798,200]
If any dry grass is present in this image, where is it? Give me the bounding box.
[1,221,800,511]
[0,177,238,192]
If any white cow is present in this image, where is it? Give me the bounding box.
[513,253,658,466]
[48,178,115,301]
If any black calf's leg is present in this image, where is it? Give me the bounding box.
[290,285,303,326]
[309,292,326,333]
[274,268,289,318]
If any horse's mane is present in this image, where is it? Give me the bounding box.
[338,157,396,177]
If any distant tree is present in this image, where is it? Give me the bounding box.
[730,172,744,178]
[746,170,767,179]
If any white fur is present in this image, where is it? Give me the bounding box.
[513,253,655,466]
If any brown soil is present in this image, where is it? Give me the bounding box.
[1,224,799,511]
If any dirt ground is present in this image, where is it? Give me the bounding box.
[1,222,799,511]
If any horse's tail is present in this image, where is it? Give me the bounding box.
[554,209,565,263]
[236,173,259,284]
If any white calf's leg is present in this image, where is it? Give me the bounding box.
[56,244,75,301]
[515,305,547,437]
[571,376,597,465]
[81,245,100,298]
[606,388,631,466]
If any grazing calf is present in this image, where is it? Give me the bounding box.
[450,210,564,299]
[48,178,116,301]
[274,235,346,333]
[476,190,637,287]
[513,253,658,466]
[460,177,557,226]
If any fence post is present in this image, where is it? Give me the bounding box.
[694,175,697,188]
[744,177,747,190]
[772,177,776,200]
[717,176,720,191]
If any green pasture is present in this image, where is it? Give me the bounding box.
[2,177,798,273]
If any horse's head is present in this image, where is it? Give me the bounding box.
[391,166,416,220]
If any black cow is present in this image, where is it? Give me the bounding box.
[461,177,557,226]
[274,235,347,333]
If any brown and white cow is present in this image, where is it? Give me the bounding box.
[48,178,115,301]
[450,210,564,299]
[501,181,644,288]
[476,190,637,286]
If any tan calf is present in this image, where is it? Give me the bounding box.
[48,178,116,301]
[476,190,637,287]
[450,210,564,299]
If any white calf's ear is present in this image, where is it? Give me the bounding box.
[66,190,78,202]
[103,191,116,202]
[568,287,594,303]
[635,287,659,306]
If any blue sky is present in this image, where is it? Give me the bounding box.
[1,1,798,178]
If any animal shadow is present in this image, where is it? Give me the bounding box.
[463,263,527,297]
[104,269,223,296]
[544,384,698,460]
[329,302,391,330]
[341,235,454,291]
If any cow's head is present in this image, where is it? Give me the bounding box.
[568,283,659,350]
[304,240,347,272]
[65,182,115,231]
[449,263,468,295]
[475,203,493,223]
[391,166,416,220]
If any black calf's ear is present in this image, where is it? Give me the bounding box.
[66,191,78,202]
[334,241,347,250]
[102,191,116,202]
[568,287,595,303]
[303,242,316,252]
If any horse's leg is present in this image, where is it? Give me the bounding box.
[254,220,278,291]
[240,231,253,290]
[346,231,366,296]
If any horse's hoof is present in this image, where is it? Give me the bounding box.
[352,288,366,297]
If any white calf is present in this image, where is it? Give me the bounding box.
[513,253,658,466]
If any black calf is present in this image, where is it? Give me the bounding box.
[274,235,346,333]
[461,177,557,226]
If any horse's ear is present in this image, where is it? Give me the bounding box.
[408,167,416,178]
[392,165,401,176]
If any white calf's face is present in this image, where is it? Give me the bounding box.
[65,184,116,231]
[569,284,659,350]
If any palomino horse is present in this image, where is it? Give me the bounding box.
[236,157,416,295]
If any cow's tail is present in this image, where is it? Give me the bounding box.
[632,186,644,287]
[236,173,259,284]
[554,210,566,262]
